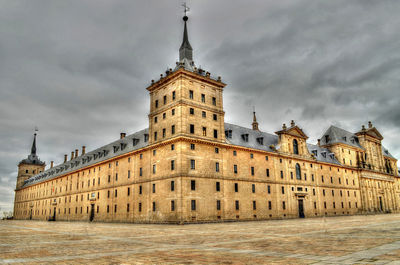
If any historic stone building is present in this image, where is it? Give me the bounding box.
[13,14,400,223]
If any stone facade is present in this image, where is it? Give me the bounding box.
[13,14,400,223]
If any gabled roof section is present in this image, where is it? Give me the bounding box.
[382,145,396,159]
[21,128,149,188]
[320,125,364,150]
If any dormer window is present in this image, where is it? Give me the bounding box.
[113,146,120,153]
[132,138,139,146]
[241,134,249,142]
[321,151,327,158]
[144,134,149,142]
[256,137,264,145]
[342,136,347,141]
[120,143,127,150]
[329,153,335,159]
[312,150,318,156]
[225,130,232,139]
[325,135,329,143]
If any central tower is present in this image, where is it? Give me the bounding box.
[146,13,226,145]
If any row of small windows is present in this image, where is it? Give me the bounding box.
[154,91,217,108]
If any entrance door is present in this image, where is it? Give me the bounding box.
[90,204,95,222]
[379,197,383,211]
[298,199,305,218]
[53,207,56,221]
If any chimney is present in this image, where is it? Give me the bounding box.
[120,133,126,139]
[75,149,79,158]
[64,154,68,163]
[317,139,321,146]
[82,146,86,155]
[282,123,287,130]
[50,161,54,168]
[291,120,295,127]
[368,121,372,128]
[71,151,74,160]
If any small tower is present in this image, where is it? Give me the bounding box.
[252,110,259,131]
[15,131,45,190]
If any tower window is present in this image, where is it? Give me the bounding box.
[191,180,196,190]
[234,183,238,192]
[190,108,194,115]
[296,163,301,180]
[190,143,195,150]
[201,94,205,103]
[172,91,176,100]
[213,114,217,121]
[214,129,218,138]
[216,162,220,172]
[190,124,195,134]
[202,127,207,136]
[154,132,157,141]
[191,200,196,211]
[171,160,175,170]
[155,100,158,108]
[162,128,166,138]
[172,109,175,115]
[171,181,175,191]
[163,95,167,104]
[163,113,166,119]
[202,111,206,118]
[189,90,194,99]
[212,97,216,106]
[235,200,239,210]
[190,160,195,170]
[171,125,175,134]
[171,200,175,211]
[216,181,220,192]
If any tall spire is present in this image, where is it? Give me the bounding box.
[252,108,259,131]
[179,4,193,62]
[31,132,37,155]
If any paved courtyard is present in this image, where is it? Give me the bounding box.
[1,214,400,264]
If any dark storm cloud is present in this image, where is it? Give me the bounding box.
[0,0,399,211]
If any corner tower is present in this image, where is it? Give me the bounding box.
[15,132,45,190]
[146,13,226,144]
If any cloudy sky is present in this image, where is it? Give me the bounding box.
[1,0,399,212]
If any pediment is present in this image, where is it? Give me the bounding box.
[366,128,383,140]
[276,126,308,139]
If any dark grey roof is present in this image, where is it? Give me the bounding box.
[225,123,340,165]
[320,125,364,149]
[19,133,45,166]
[382,145,395,159]
[22,128,149,188]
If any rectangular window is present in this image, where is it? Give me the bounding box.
[202,127,207,136]
[190,160,195,170]
[212,97,216,106]
[139,185,142,194]
[201,94,205,102]
[214,130,218,138]
[253,201,256,210]
[171,160,175,170]
[233,150,237,156]
[114,205,117,213]
[202,111,206,118]
[252,184,255,193]
[162,128,166,138]
[171,181,175,191]
[153,164,156,174]
[216,200,221,210]
[107,205,109,213]
[172,109,175,115]
[191,180,196,191]
[235,200,239,210]
[108,175,111,183]
[189,90,194,99]
[251,167,255,176]
[171,200,175,211]
[163,95,167,104]
[234,165,238,174]
[213,114,217,121]
[139,167,142,177]
[216,162,220,172]
[234,183,238,192]
[282,201,286,210]
[127,187,130,196]
[115,189,117,198]
[268,201,272,210]
[115,173,118,181]
[216,181,220,192]
[128,170,131,179]
[155,100,158,108]
[190,143,195,150]
[190,124,195,134]
[189,108,194,115]
[163,113,166,119]
[191,200,196,211]
[152,202,156,212]
[281,186,285,194]
[171,125,175,134]
[172,91,176,100]
[267,185,271,194]
[107,190,110,198]
[312,174,314,182]
[215,147,219,153]
[127,204,130,212]
[154,116,158,123]
[266,169,270,177]
[154,132,157,141]
[139,203,142,212]
[152,183,156,193]
[171,144,175,150]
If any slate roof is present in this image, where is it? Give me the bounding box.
[21,128,149,188]
[320,125,364,149]
[382,145,396,159]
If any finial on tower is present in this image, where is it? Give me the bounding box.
[179,3,193,63]
[31,127,38,155]
[252,107,260,131]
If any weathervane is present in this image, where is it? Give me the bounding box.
[182,2,190,17]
